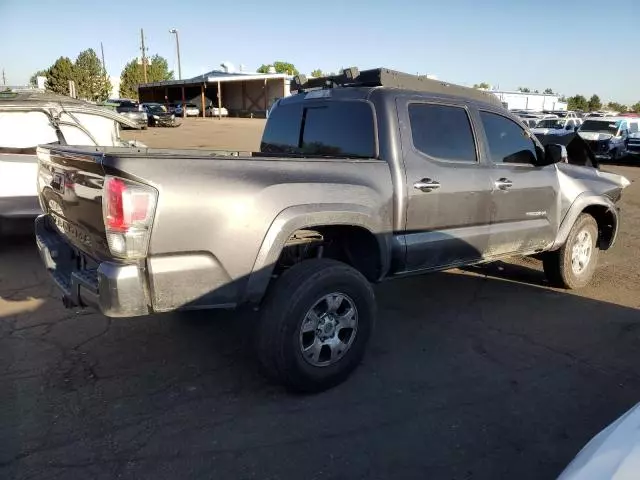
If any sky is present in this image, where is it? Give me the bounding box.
[1,0,638,104]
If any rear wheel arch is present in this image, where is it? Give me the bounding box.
[244,209,390,304]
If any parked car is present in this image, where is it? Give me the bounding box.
[0,91,143,235]
[578,117,629,160]
[558,402,640,479]
[206,104,229,117]
[141,103,177,127]
[531,117,580,136]
[520,118,539,128]
[113,100,147,129]
[175,103,200,117]
[626,118,640,155]
[34,67,630,392]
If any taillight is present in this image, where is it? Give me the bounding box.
[102,176,158,259]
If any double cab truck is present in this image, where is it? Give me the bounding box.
[34,68,630,392]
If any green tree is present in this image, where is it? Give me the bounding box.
[588,94,601,111]
[543,88,554,94]
[29,70,48,87]
[567,95,588,111]
[257,61,299,75]
[630,102,640,113]
[310,69,323,77]
[45,57,76,96]
[74,48,111,102]
[518,87,531,93]
[473,82,490,89]
[119,55,173,100]
[606,102,627,113]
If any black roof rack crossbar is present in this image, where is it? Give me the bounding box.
[291,67,503,107]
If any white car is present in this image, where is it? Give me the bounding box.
[206,105,229,117]
[531,117,581,136]
[0,91,143,235]
[558,403,640,479]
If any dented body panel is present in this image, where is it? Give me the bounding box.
[34,86,629,317]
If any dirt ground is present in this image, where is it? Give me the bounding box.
[122,117,267,151]
[2,120,640,479]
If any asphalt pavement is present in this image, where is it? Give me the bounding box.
[1,123,639,479]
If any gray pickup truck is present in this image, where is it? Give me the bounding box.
[35,68,630,392]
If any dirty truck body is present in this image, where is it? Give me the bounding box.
[35,68,628,391]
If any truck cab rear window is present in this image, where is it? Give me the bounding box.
[261,101,375,158]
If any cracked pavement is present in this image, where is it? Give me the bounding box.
[2,121,640,479]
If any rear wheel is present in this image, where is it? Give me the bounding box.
[543,214,599,289]
[256,259,375,393]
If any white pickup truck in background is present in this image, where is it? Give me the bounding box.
[0,91,143,235]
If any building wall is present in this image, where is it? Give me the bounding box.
[490,91,567,111]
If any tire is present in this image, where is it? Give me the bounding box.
[256,258,376,393]
[543,214,599,289]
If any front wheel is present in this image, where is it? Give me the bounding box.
[256,259,376,393]
[543,214,599,289]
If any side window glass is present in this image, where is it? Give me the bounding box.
[480,111,537,164]
[408,103,477,162]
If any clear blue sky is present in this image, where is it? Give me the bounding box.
[1,0,638,104]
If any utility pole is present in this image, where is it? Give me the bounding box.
[169,28,182,80]
[140,28,148,83]
[100,42,107,77]
[1,69,5,86]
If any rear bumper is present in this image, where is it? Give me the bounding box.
[35,215,239,317]
[35,215,150,317]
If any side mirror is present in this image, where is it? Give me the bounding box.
[543,144,568,165]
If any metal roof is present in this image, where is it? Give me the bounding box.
[138,69,289,88]
[0,90,88,105]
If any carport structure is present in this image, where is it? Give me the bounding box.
[137,70,290,118]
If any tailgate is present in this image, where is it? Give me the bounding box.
[36,146,111,259]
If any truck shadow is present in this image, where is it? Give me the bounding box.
[2,236,640,479]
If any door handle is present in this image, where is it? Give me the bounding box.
[494,177,513,190]
[414,178,441,192]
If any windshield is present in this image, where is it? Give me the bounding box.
[147,105,165,114]
[535,119,564,129]
[580,120,618,134]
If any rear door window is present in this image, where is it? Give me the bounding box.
[408,103,477,162]
[261,101,376,158]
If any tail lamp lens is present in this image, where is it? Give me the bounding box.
[103,176,158,258]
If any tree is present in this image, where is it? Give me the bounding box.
[588,94,601,112]
[257,61,299,75]
[119,55,173,100]
[45,57,76,96]
[630,102,640,113]
[543,88,554,94]
[473,82,490,89]
[310,69,323,78]
[567,95,588,111]
[518,87,531,93]
[606,102,627,113]
[74,48,111,102]
[29,70,48,87]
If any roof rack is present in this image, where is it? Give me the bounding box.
[291,67,503,107]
